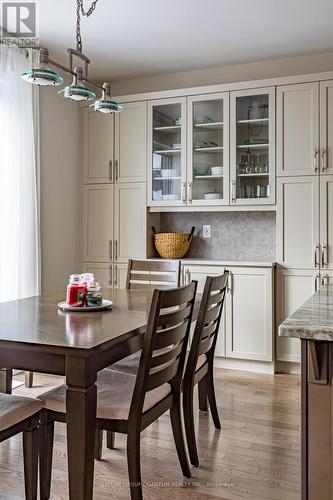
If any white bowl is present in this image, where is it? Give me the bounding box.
[211,166,223,176]
[161,169,178,178]
[204,192,223,200]
[162,194,179,200]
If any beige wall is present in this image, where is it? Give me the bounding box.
[39,89,81,293]
[112,51,333,96]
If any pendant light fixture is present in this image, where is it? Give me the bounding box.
[21,0,121,113]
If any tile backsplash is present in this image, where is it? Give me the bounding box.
[160,211,276,261]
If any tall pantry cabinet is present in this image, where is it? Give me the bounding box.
[276,81,333,362]
[81,102,147,288]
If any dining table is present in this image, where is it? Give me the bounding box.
[0,287,199,499]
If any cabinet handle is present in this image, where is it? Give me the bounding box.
[231,180,236,203]
[109,160,113,182]
[114,265,118,287]
[227,272,232,294]
[109,240,113,260]
[322,243,328,267]
[322,274,329,287]
[187,183,192,204]
[114,240,118,261]
[114,160,119,181]
[314,243,320,268]
[321,149,327,173]
[315,273,320,292]
[185,269,190,285]
[314,148,319,172]
[109,266,113,286]
[181,183,186,204]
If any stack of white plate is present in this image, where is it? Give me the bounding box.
[161,169,178,178]
[210,166,223,176]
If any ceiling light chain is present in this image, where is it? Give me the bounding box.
[76,0,99,53]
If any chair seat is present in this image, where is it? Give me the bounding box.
[109,350,207,375]
[39,369,171,421]
[0,394,42,432]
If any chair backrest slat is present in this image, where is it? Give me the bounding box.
[129,282,197,421]
[126,259,181,290]
[184,272,228,382]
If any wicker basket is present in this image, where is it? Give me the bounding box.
[154,229,194,259]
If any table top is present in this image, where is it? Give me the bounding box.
[0,289,154,352]
[278,285,333,341]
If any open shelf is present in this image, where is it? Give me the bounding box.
[194,175,224,179]
[153,176,181,181]
[237,144,269,149]
[153,149,181,154]
[194,122,224,130]
[154,125,181,133]
[237,118,269,125]
[237,173,269,178]
[194,146,224,152]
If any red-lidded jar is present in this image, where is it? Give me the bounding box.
[66,274,85,307]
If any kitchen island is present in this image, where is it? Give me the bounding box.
[279,285,333,500]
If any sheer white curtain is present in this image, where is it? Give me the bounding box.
[0,45,40,302]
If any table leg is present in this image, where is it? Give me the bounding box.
[66,357,97,500]
[0,368,13,394]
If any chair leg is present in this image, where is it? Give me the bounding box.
[25,371,34,388]
[94,429,103,460]
[198,377,208,411]
[206,366,221,430]
[170,400,191,477]
[107,431,115,449]
[39,417,54,500]
[22,418,39,500]
[127,430,142,500]
[182,385,199,467]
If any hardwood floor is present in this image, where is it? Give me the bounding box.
[0,369,301,499]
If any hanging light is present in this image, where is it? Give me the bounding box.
[21,48,63,86]
[58,67,96,101]
[90,83,123,113]
[20,0,122,113]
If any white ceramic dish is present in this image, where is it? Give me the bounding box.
[161,169,178,178]
[203,192,223,200]
[58,300,113,312]
[210,166,223,176]
[162,194,178,200]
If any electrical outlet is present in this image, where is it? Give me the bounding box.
[202,225,211,239]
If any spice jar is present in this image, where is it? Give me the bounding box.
[66,274,85,307]
[86,281,103,307]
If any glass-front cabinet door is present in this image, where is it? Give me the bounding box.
[230,87,275,205]
[148,98,186,206]
[187,93,229,205]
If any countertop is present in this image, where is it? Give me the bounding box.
[180,258,276,268]
[279,285,333,341]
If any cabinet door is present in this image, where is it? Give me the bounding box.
[320,175,333,269]
[114,101,147,183]
[114,183,146,263]
[183,265,226,357]
[147,98,186,207]
[82,185,113,262]
[225,267,273,361]
[276,268,317,362]
[187,93,229,206]
[320,81,333,175]
[82,109,113,184]
[230,87,275,205]
[276,176,320,269]
[114,264,128,289]
[277,83,319,176]
[82,262,112,288]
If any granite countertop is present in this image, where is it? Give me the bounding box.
[279,285,333,341]
[180,258,276,268]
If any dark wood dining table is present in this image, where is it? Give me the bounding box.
[0,288,199,499]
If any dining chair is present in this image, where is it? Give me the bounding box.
[0,393,42,499]
[126,258,181,290]
[38,281,197,500]
[183,271,229,467]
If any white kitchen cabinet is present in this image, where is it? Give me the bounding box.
[82,262,128,289]
[276,268,317,362]
[230,87,275,205]
[183,265,226,357]
[82,184,113,262]
[225,266,273,362]
[320,175,333,269]
[114,101,147,183]
[114,183,147,263]
[277,83,319,177]
[276,176,320,269]
[82,110,113,184]
[320,80,333,175]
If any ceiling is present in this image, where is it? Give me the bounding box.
[38,0,333,81]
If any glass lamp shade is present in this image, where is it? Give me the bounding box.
[90,99,123,113]
[58,85,96,101]
[21,69,64,86]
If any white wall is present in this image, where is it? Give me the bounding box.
[111,51,333,96]
[39,88,80,293]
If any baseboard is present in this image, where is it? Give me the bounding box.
[275,361,301,375]
[214,357,275,374]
